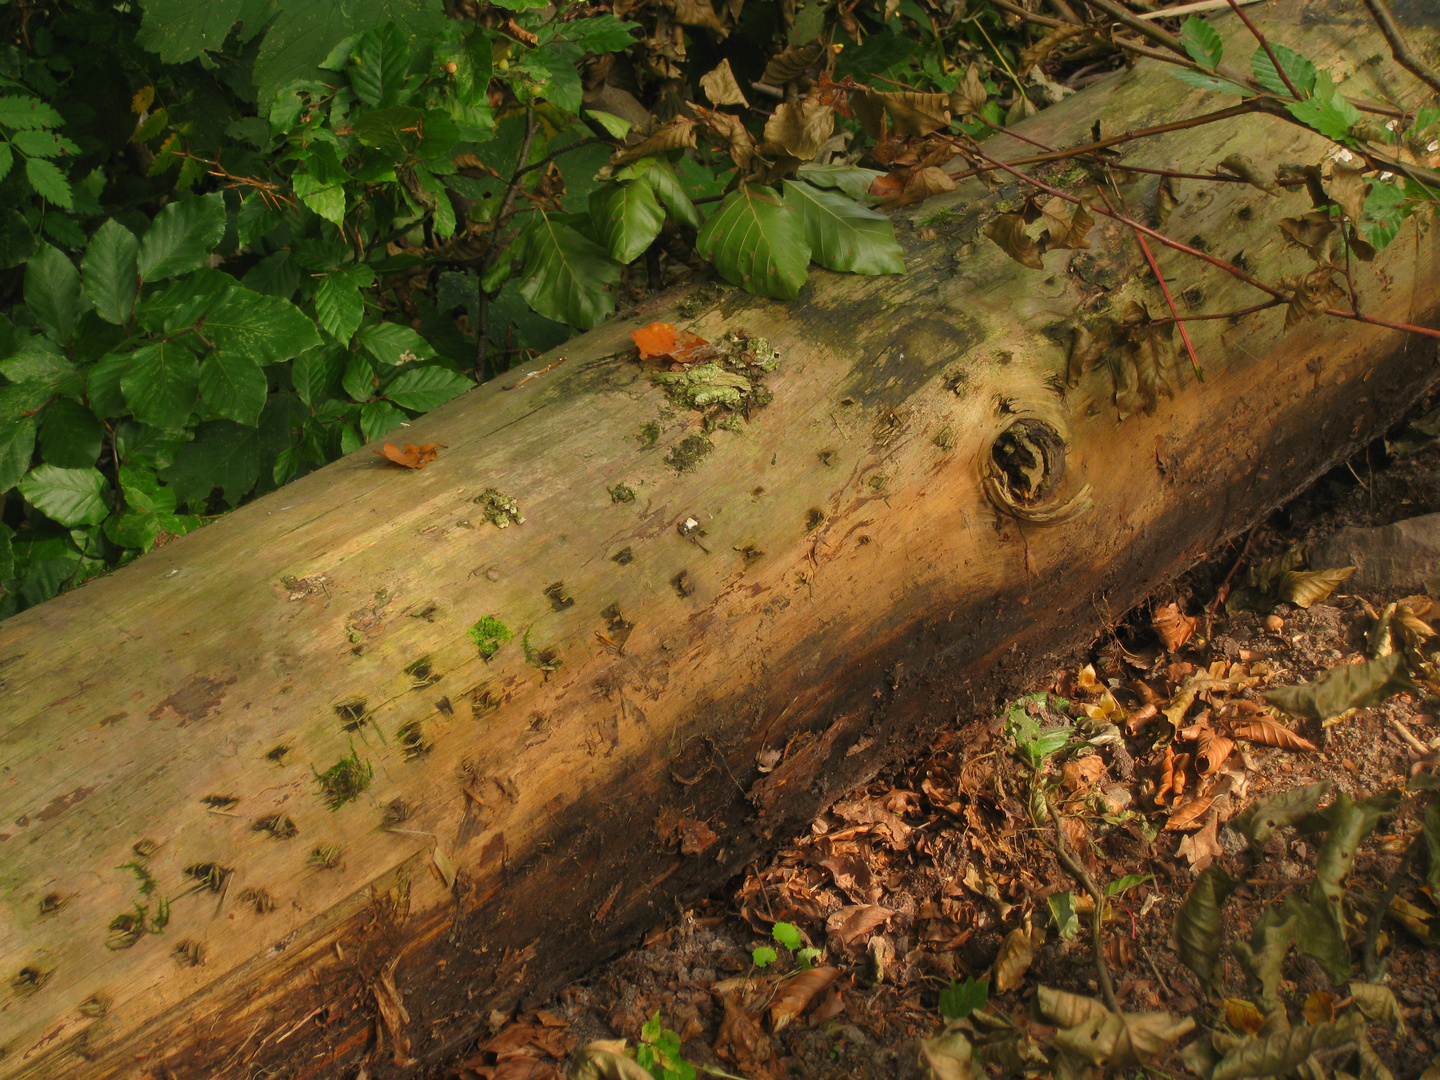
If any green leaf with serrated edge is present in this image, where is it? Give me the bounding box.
[293,344,344,407]
[783,181,904,276]
[137,268,234,334]
[17,464,111,526]
[1172,864,1237,993]
[1265,651,1415,720]
[13,130,76,159]
[0,417,36,492]
[771,921,803,950]
[384,365,471,411]
[24,157,72,209]
[360,400,408,441]
[352,104,427,156]
[0,381,54,425]
[589,179,665,264]
[1211,1017,1359,1080]
[552,14,639,54]
[202,289,321,365]
[1167,67,1254,98]
[349,23,410,106]
[38,397,103,468]
[122,340,201,431]
[518,212,621,329]
[315,273,364,342]
[938,977,988,1022]
[82,220,141,326]
[697,184,811,300]
[136,0,245,61]
[0,95,62,129]
[86,352,131,419]
[237,193,284,247]
[242,250,302,299]
[1250,43,1316,98]
[138,193,226,281]
[160,419,265,507]
[1288,82,1362,142]
[1179,16,1223,70]
[0,208,36,270]
[200,352,268,425]
[796,162,884,201]
[118,464,176,515]
[115,421,186,469]
[1233,782,1331,845]
[357,321,437,366]
[25,244,87,344]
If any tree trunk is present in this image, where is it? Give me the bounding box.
[2,4,1437,1077]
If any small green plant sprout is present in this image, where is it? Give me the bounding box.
[1003,692,1073,771]
[1104,873,1154,900]
[636,1010,696,1080]
[313,746,373,809]
[1047,890,1080,941]
[468,615,514,660]
[938,977,988,1022]
[771,920,803,951]
[751,944,779,969]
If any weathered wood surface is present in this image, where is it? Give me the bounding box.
[3,4,1439,1077]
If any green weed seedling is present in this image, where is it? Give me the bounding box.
[752,920,821,971]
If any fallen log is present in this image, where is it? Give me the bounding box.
[3,3,1438,1077]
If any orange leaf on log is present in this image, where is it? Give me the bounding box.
[376,442,443,469]
[631,322,711,364]
[1231,716,1316,751]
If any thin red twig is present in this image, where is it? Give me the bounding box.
[1226,0,1302,99]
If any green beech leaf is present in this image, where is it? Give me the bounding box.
[0,380,55,425]
[796,162,884,200]
[160,419,265,507]
[200,352,269,425]
[83,220,142,326]
[202,288,322,365]
[1233,782,1331,845]
[315,272,365,342]
[1172,865,1237,994]
[136,0,245,62]
[0,143,10,183]
[938,977,988,1022]
[1288,78,1362,142]
[554,14,639,54]
[350,23,411,106]
[0,523,12,582]
[697,183,811,300]
[293,344,344,407]
[360,400,409,441]
[118,464,176,515]
[384,365,472,411]
[237,193,284,247]
[584,110,631,138]
[0,208,37,269]
[519,213,621,329]
[1265,651,1416,720]
[37,397,103,468]
[357,322,437,366]
[1167,67,1254,97]
[122,340,201,431]
[1179,16,1223,70]
[138,193,227,281]
[25,243,88,344]
[352,104,427,157]
[783,180,904,275]
[1250,43,1317,98]
[589,179,666,264]
[17,464,112,526]
[638,159,700,228]
[343,351,376,401]
[25,158,73,209]
[242,250,302,299]
[0,417,36,491]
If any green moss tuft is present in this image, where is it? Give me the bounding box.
[468,615,514,660]
[313,747,373,809]
[473,488,524,528]
[664,433,714,473]
[608,483,636,503]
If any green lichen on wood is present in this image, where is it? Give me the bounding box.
[468,614,515,660]
[665,433,714,473]
[609,483,636,503]
[649,331,779,428]
[473,488,524,527]
[313,747,373,809]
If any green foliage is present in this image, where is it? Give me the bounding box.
[938,977,988,1021]
[1179,17,1224,71]
[751,945,779,969]
[636,1010,696,1080]
[468,614,515,660]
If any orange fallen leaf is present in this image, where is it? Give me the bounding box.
[1153,601,1198,652]
[1165,794,1215,831]
[1224,997,1265,1034]
[769,965,840,1032]
[632,322,711,364]
[377,442,444,469]
[1231,716,1316,751]
[1302,989,1335,1025]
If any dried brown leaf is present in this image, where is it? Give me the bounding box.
[1068,323,1111,387]
[377,442,443,469]
[992,924,1034,992]
[1224,997,1266,1034]
[1165,795,1215,832]
[769,965,840,1032]
[1176,807,1223,868]
[1152,602,1197,652]
[700,59,747,107]
[1040,196,1094,251]
[1018,23,1090,76]
[762,40,827,86]
[1302,989,1336,1025]
[1156,176,1178,231]
[894,165,956,207]
[876,91,952,137]
[611,116,697,168]
[826,903,895,944]
[949,63,988,118]
[714,995,771,1070]
[1280,266,1345,328]
[984,211,1043,269]
[1230,716,1317,751]
[761,100,834,162]
[1324,160,1368,222]
[698,108,755,169]
[1278,565,1355,608]
[1277,210,1336,260]
[669,0,732,36]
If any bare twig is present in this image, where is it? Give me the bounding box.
[1084,0,1192,61]
[1049,805,1122,1013]
[1361,0,1440,95]
[1225,0,1302,99]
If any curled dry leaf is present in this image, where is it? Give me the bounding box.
[377,442,443,469]
[1039,197,1094,251]
[895,166,957,207]
[1152,602,1197,652]
[1324,160,1369,222]
[762,40,828,86]
[1165,794,1215,831]
[631,322,710,364]
[984,212,1044,269]
[1277,210,1336,260]
[699,59,747,107]
[769,964,840,1032]
[1302,989,1335,1025]
[570,1041,654,1080]
[918,1027,976,1080]
[991,924,1034,992]
[1061,754,1105,792]
[1053,1010,1194,1068]
[1278,565,1355,608]
[1036,986,1109,1028]
[714,994,771,1070]
[762,100,835,161]
[1281,267,1347,328]
[949,63,988,117]
[1229,715,1317,751]
[610,116,697,168]
[826,903,895,944]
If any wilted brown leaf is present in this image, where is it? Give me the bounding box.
[949,63,988,118]
[992,924,1034,992]
[762,40,828,86]
[875,91,952,136]
[762,100,834,161]
[1277,211,1336,260]
[1037,986,1110,1027]
[1018,23,1090,76]
[1324,160,1368,222]
[827,903,894,944]
[1062,755,1106,792]
[1225,997,1266,1034]
[1156,175,1178,230]
[632,322,710,363]
[570,1041,654,1080]
[700,59,747,106]
[714,995,771,1072]
[698,108,755,169]
[611,116,697,168]
[669,0,732,36]
[1040,197,1094,251]
[1068,323,1111,387]
[894,166,956,207]
[1302,989,1336,1025]
[377,442,443,469]
[984,211,1044,269]
[1176,807,1222,868]
[1165,794,1215,831]
[1278,565,1355,608]
[1229,716,1317,751]
[1217,153,1279,194]
[1280,266,1346,328]
[769,965,840,1032]
[1153,602,1197,652]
